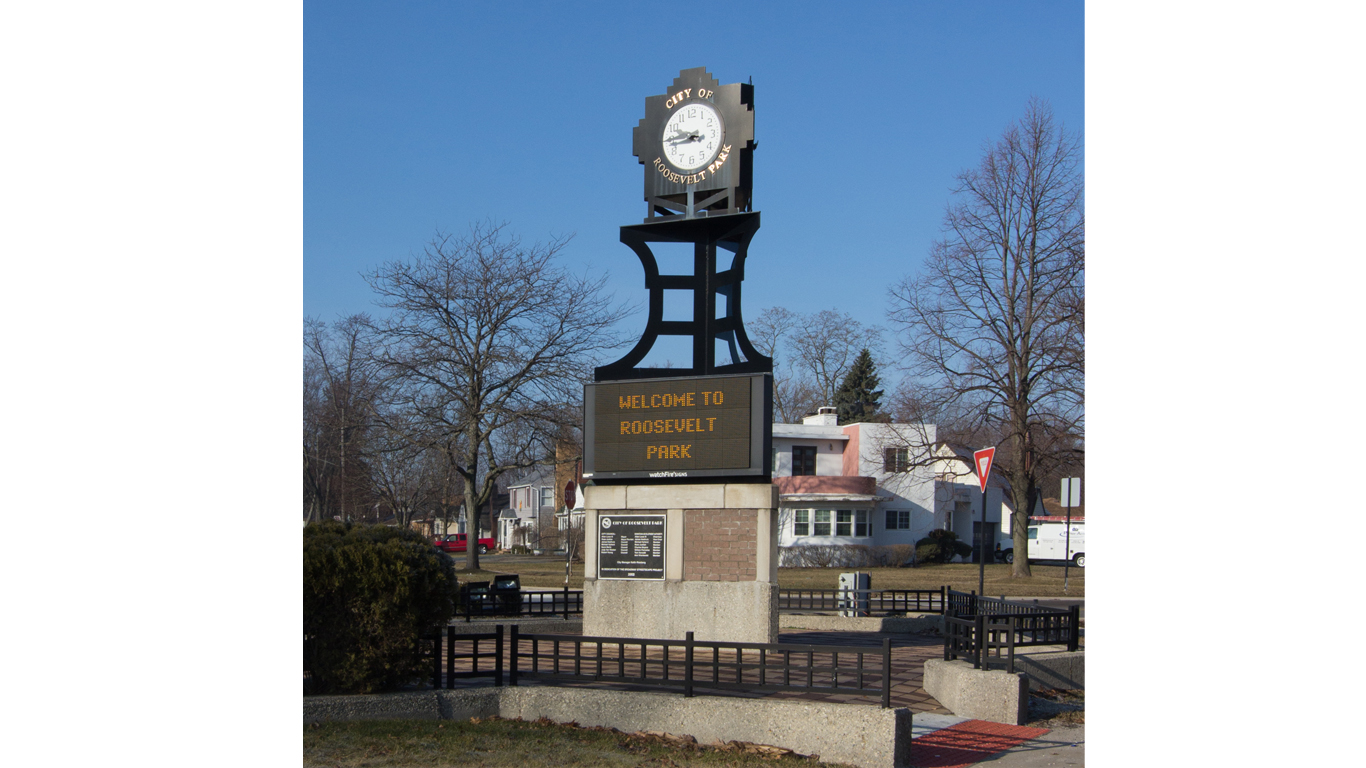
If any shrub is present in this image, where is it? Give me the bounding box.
[915,529,971,564]
[778,544,917,568]
[304,521,459,695]
[870,544,916,568]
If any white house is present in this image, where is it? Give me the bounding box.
[773,408,1011,562]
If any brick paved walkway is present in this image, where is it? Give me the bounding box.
[435,626,952,715]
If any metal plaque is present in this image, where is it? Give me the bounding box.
[597,514,666,580]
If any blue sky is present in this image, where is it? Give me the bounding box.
[304,1,1084,352]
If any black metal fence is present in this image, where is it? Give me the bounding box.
[460,587,584,622]
[945,589,1076,619]
[420,624,894,707]
[778,587,944,615]
[942,591,1080,672]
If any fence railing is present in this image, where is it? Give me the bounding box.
[943,604,1081,671]
[460,587,584,622]
[778,588,944,615]
[419,624,894,707]
[945,589,1075,619]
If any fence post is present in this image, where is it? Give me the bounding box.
[684,631,695,699]
[1007,617,1016,674]
[563,586,569,621]
[882,637,892,709]
[432,629,442,689]
[509,625,519,686]
[1068,604,1080,652]
[495,624,504,686]
[446,625,455,689]
[943,611,952,661]
[973,614,985,669]
[940,585,946,615]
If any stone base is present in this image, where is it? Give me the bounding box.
[584,579,778,643]
[922,658,1028,725]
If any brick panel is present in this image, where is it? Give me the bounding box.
[683,508,757,581]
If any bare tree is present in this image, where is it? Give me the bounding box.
[749,306,881,422]
[887,99,1084,578]
[790,309,882,406]
[749,307,815,422]
[304,315,382,523]
[364,406,443,529]
[365,222,630,570]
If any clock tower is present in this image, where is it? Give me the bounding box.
[595,67,769,382]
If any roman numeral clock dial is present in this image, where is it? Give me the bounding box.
[662,101,723,172]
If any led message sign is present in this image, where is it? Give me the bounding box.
[583,373,771,481]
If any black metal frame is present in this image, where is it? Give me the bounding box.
[595,213,771,381]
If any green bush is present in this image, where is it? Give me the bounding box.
[914,529,973,563]
[303,521,459,695]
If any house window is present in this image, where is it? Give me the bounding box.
[793,446,817,476]
[540,487,554,508]
[886,510,911,530]
[813,510,831,536]
[883,447,911,473]
[835,510,870,537]
[794,510,810,536]
[836,510,852,536]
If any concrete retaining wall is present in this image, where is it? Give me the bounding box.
[778,614,942,634]
[1015,649,1084,691]
[305,687,911,768]
[923,659,1028,725]
[445,619,583,635]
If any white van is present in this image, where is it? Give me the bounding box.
[1000,518,1084,567]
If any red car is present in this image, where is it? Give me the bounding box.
[433,533,495,555]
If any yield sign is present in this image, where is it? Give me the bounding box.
[973,447,996,494]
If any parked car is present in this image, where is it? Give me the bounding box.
[432,533,496,554]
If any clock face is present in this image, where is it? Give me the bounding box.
[661,101,724,172]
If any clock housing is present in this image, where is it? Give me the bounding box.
[633,67,755,220]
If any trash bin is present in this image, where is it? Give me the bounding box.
[837,572,870,617]
[491,574,522,616]
[460,581,493,616]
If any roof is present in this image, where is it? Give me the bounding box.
[1040,498,1085,516]
[506,464,555,488]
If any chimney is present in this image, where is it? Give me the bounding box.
[802,406,838,426]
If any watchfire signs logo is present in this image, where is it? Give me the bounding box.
[973,447,996,494]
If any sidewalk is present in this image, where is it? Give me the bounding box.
[910,713,1083,767]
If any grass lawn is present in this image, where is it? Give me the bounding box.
[775,563,1084,598]
[304,717,854,767]
[475,559,1083,598]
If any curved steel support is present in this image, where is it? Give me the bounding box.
[595,212,772,381]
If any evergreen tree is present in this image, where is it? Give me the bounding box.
[833,348,883,424]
